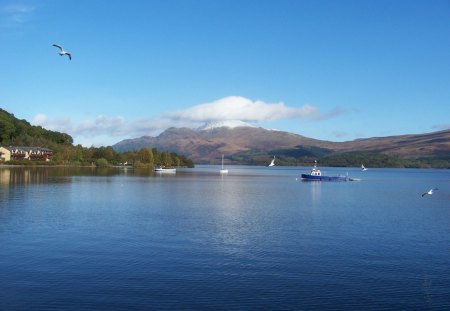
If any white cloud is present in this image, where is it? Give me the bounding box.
[167,96,327,122]
[0,4,36,27]
[75,115,127,136]
[32,113,47,125]
[31,113,130,139]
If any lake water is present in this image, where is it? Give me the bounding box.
[0,165,449,310]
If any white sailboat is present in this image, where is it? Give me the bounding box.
[267,155,275,167]
[220,154,228,174]
[361,164,368,171]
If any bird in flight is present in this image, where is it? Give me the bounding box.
[267,156,275,167]
[52,44,72,60]
[422,188,438,197]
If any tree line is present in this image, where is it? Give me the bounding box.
[60,145,195,168]
[229,149,450,169]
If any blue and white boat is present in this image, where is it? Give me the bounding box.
[301,161,348,181]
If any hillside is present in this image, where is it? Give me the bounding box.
[113,125,450,166]
[332,131,450,159]
[0,108,73,146]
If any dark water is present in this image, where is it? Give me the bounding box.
[0,165,449,310]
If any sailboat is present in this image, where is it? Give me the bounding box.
[267,155,275,167]
[220,154,228,174]
[361,164,368,171]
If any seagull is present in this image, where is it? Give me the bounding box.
[52,44,72,60]
[422,188,439,197]
[267,156,275,167]
[361,164,368,171]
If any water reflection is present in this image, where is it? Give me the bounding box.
[0,166,156,185]
[308,180,322,206]
[0,167,51,185]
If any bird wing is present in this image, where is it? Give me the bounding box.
[421,193,427,197]
[66,53,72,60]
[52,44,63,50]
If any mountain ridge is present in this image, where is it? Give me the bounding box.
[113,125,450,165]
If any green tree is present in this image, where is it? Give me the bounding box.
[162,151,172,167]
[96,158,110,167]
[138,147,153,164]
[0,118,15,144]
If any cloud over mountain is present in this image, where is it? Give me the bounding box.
[32,96,343,146]
[167,96,323,122]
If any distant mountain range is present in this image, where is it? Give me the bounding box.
[113,121,450,166]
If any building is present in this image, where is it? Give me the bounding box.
[0,147,11,162]
[0,146,53,162]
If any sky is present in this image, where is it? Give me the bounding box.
[1,0,449,147]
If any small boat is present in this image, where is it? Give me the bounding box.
[301,161,348,181]
[154,167,176,173]
[267,155,275,167]
[220,154,228,174]
[361,164,368,171]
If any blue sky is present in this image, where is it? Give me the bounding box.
[1,0,449,147]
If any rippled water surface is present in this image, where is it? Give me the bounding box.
[1,166,449,310]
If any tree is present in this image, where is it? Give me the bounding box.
[161,151,172,167]
[138,147,153,164]
[0,118,15,144]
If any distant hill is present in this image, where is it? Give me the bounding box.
[0,108,73,147]
[112,123,450,167]
[330,131,450,159]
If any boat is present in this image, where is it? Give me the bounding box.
[267,156,275,167]
[154,167,176,173]
[301,161,348,181]
[220,154,228,174]
[361,164,368,171]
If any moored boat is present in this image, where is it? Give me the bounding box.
[219,154,228,174]
[154,167,176,173]
[349,177,362,182]
[301,161,348,181]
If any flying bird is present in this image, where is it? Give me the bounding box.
[267,156,275,167]
[422,188,438,197]
[52,44,72,60]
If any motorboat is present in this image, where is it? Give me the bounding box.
[301,161,347,181]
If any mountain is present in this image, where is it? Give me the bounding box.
[113,123,450,166]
